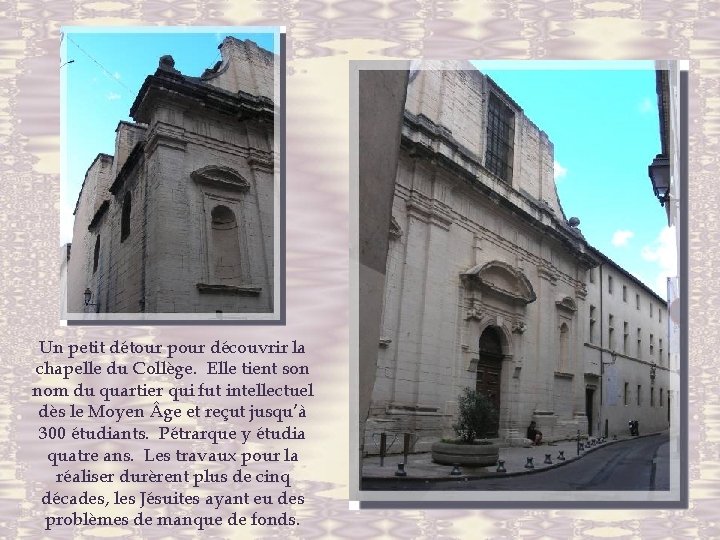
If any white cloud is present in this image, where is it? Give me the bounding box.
[554,161,567,181]
[611,229,634,247]
[106,92,121,101]
[60,198,75,245]
[641,226,678,296]
[639,97,653,114]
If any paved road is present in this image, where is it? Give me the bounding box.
[363,433,669,491]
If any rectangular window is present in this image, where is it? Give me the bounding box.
[589,305,596,343]
[651,387,655,407]
[624,382,629,405]
[650,333,654,356]
[659,310,662,323]
[589,268,595,283]
[485,93,514,182]
[660,388,664,406]
[623,285,627,302]
[636,294,640,310]
[608,275,613,294]
[608,314,614,349]
[659,338,663,365]
[623,322,629,353]
[637,328,642,359]
[650,302,654,319]
[637,384,642,406]
[93,235,100,273]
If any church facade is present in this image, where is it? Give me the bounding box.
[363,66,670,453]
[66,37,276,316]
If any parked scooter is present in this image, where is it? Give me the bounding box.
[628,419,639,436]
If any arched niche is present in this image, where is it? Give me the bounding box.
[210,205,242,283]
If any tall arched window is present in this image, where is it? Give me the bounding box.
[93,235,100,273]
[211,205,242,283]
[121,192,131,242]
[559,322,569,372]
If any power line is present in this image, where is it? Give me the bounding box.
[66,35,133,93]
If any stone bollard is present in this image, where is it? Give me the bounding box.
[577,430,583,456]
[525,457,535,469]
[395,463,407,477]
[380,433,387,467]
[450,464,462,476]
[544,454,552,464]
[403,433,411,465]
[496,460,506,473]
[557,450,566,461]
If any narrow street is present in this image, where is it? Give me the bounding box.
[363,433,669,491]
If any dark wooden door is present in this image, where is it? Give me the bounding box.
[477,327,503,437]
[585,388,594,436]
[476,360,501,407]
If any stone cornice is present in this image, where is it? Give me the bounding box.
[537,263,558,285]
[396,182,588,293]
[401,112,600,270]
[405,195,453,230]
[130,68,274,125]
[143,124,187,158]
[246,151,274,173]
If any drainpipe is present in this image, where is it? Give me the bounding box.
[140,158,148,312]
[598,263,604,436]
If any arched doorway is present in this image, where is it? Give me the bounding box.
[476,326,503,437]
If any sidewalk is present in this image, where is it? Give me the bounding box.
[362,432,667,480]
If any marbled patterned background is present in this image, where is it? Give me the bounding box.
[0,0,716,538]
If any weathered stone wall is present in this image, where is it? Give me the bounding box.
[67,37,274,315]
[405,67,564,218]
[66,154,113,313]
[112,122,147,179]
[365,67,609,453]
[141,113,274,313]
[203,38,275,101]
[103,172,145,313]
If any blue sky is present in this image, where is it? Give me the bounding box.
[61,43,673,298]
[472,62,675,297]
[61,28,277,246]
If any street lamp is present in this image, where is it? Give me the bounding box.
[83,288,98,309]
[648,153,670,206]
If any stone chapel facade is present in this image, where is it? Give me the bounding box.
[66,37,276,315]
[363,66,670,452]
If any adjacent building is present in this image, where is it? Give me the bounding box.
[362,65,670,453]
[583,251,671,438]
[66,37,276,315]
[647,63,683,438]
